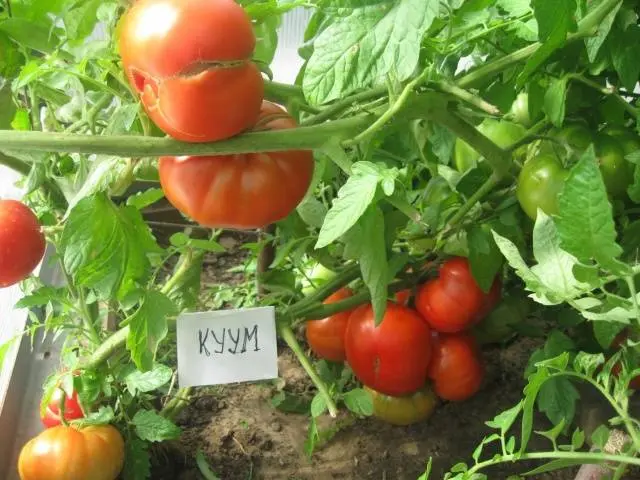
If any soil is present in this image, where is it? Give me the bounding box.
[146,227,596,480]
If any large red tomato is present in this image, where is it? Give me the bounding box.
[0,200,46,288]
[41,386,85,428]
[415,257,501,333]
[427,333,484,401]
[345,302,433,396]
[159,101,314,229]
[18,425,125,480]
[118,0,264,142]
[305,287,355,362]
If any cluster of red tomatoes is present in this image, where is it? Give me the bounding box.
[305,257,500,425]
[118,0,314,230]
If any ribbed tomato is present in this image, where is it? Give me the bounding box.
[428,333,484,401]
[365,385,438,426]
[159,101,314,229]
[0,199,46,288]
[305,287,355,362]
[345,302,432,396]
[118,0,263,142]
[18,425,125,480]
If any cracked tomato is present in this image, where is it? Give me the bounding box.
[159,101,314,229]
[415,257,501,333]
[18,425,125,480]
[428,333,484,401]
[344,302,433,396]
[118,0,263,142]
[365,384,438,426]
[305,287,355,362]
[0,200,46,288]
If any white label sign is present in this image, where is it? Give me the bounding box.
[176,306,278,387]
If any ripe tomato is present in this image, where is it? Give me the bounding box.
[118,0,264,142]
[159,101,314,229]
[365,384,438,426]
[594,134,632,198]
[41,386,85,428]
[516,153,569,220]
[394,289,412,306]
[18,425,125,480]
[427,333,484,401]
[305,287,355,362]
[415,257,501,334]
[344,302,432,396]
[0,200,46,288]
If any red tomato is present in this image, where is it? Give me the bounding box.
[415,257,501,333]
[394,289,412,306]
[41,386,85,428]
[305,288,355,362]
[345,302,433,396]
[159,101,314,229]
[0,200,46,288]
[118,0,264,142]
[428,333,484,401]
[18,425,125,480]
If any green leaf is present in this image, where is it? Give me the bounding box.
[126,291,177,372]
[195,450,221,480]
[543,77,568,127]
[270,391,311,414]
[310,393,328,418]
[15,286,68,309]
[315,164,380,249]
[571,428,585,450]
[125,364,173,395]
[492,230,545,294]
[343,388,374,416]
[593,322,625,350]
[467,224,503,293]
[556,147,627,274]
[573,351,605,377]
[520,367,549,453]
[72,406,115,427]
[62,193,161,300]
[303,0,439,104]
[122,438,151,480]
[523,458,586,476]
[356,206,388,325]
[132,410,181,442]
[0,18,58,53]
[497,0,533,17]
[535,417,566,444]
[584,0,622,62]
[126,188,165,210]
[63,0,102,42]
[537,376,579,426]
[105,104,140,135]
[591,425,610,450]
[629,164,640,204]
[162,252,204,312]
[610,25,640,91]
[485,401,523,435]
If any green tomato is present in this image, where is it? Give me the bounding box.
[516,153,569,220]
[301,263,336,296]
[510,92,532,126]
[554,122,593,153]
[472,295,530,345]
[600,126,640,155]
[594,134,632,198]
[454,119,527,172]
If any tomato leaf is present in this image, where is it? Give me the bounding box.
[302,0,439,105]
[126,291,177,372]
[520,367,549,454]
[123,437,151,480]
[467,224,503,293]
[610,25,640,91]
[543,76,568,127]
[73,406,115,427]
[343,388,374,416]
[537,376,579,428]
[628,164,640,204]
[62,0,102,42]
[125,364,173,395]
[133,409,182,442]
[310,392,328,418]
[584,0,622,62]
[556,147,627,274]
[485,401,523,436]
[126,188,165,211]
[591,425,611,450]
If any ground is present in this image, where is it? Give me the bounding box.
[145,220,583,480]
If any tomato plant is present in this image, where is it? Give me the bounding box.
[41,386,85,428]
[0,200,46,288]
[427,333,484,402]
[594,134,632,198]
[305,287,354,362]
[364,385,437,426]
[516,153,569,220]
[415,257,500,333]
[159,101,314,228]
[119,0,264,142]
[18,425,125,480]
[344,302,432,396]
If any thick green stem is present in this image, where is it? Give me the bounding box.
[264,80,304,104]
[0,152,30,176]
[160,387,193,421]
[278,323,338,418]
[447,174,500,229]
[301,87,387,127]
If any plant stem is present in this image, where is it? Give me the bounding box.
[264,80,304,104]
[433,81,501,115]
[569,74,638,118]
[0,151,30,175]
[160,387,193,421]
[447,174,500,229]
[278,323,338,418]
[301,86,387,126]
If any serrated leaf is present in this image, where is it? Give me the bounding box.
[357,206,388,325]
[537,376,579,426]
[573,351,605,377]
[521,368,549,453]
[485,401,523,435]
[584,0,622,62]
[492,230,545,293]
[571,428,585,450]
[467,224,503,293]
[133,410,181,442]
[126,291,177,372]
[611,25,640,91]
[126,188,165,210]
[125,364,173,395]
[72,406,115,427]
[543,77,568,127]
[303,0,439,104]
[556,147,627,274]
[591,425,610,450]
[497,0,532,17]
[343,388,374,416]
[311,393,328,418]
[105,104,139,135]
[535,417,566,444]
[123,438,151,480]
[15,286,69,309]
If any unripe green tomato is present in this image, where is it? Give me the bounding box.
[472,295,530,345]
[510,92,532,126]
[600,126,640,155]
[454,119,527,172]
[554,122,593,153]
[516,154,569,220]
[301,263,336,296]
[594,134,632,198]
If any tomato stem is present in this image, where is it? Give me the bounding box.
[160,387,193,421]
[278,323,339,418]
